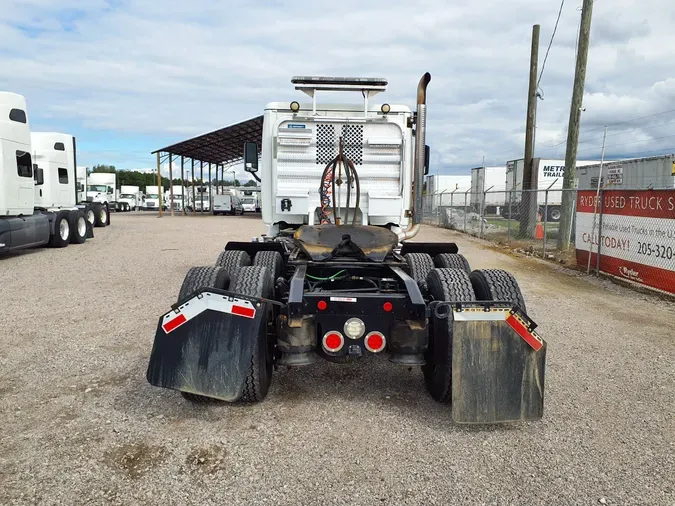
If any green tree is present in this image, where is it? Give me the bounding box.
[244,179,258,187]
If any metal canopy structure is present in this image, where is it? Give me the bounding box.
[152,115,263,166]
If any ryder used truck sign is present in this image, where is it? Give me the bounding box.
[575,190,675,294]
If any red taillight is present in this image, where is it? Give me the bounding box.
[364,331,386,353]
[322,331,344,352]
[317,300,327,311]
[383,301,393,312]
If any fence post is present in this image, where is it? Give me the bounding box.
[450,190,456,229]
[464,191,469,233]
[596,189,604,275]
[507,191,513,244]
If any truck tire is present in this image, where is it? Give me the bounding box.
[253,251,283,287]
[404,253,434,296]
[49,211,71,248]
[69,210,88,244]
[423,268,476,403]
[93,203,107,227]
[85,207,96,228]
[547,206,561,222]
[105,204,111,226]
[177,266,229,304]
[229,266,274,403]
[434,253,471,274]
[215,250,251,281]
[469,269,526,312]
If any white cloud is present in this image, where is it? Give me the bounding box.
[1,0,674,173]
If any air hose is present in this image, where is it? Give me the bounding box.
[318,137,361,225]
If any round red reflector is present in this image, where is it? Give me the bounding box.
[383,302,393,312]
[324,332,343,351]
[365,332,385,353]
[317,300,327,311]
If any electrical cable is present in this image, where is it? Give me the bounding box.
[537,0,566,91]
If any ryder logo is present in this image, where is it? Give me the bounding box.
[619,266,642,282]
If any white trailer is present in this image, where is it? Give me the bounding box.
[576,154,675,190]
[469,166,508,214]
[1,92,100,253]
[505,158,603,221]
[119,185,142,211]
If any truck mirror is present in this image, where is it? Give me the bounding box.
[35,168,44,186]
[424,145,430,175]
[244,142,259,173]
[108,186,113,193]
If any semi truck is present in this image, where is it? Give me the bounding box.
[469,166,508,215]
[193,185,211,212]
[145,74,548,425]
[87,172,119,216]
[118,185,143,211]
[1,92,99,253]
[505,157,602,221]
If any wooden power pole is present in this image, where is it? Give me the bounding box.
[558,0,594,250]
[156,152,163,217]
[520,24,540,238]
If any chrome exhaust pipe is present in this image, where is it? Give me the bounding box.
[399,72,431,242]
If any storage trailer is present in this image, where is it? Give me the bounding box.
[576,154,675,190]
[0,92,97,253]
[470,166,508,215]
[146,74,547,424]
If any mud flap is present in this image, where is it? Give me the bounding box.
[437,302,546,424]
[146,289,268,402]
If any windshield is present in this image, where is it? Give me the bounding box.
[147,194,158,199]
[120,194,135,199]
[243,198,255,204]
[87,185,107,192]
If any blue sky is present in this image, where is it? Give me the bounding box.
[1,0,674,180]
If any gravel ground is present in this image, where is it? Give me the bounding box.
[1,212,673,506]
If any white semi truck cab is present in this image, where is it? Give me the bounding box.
[0,92,105,253]
[118,185,142,211]
[243,76,429,239]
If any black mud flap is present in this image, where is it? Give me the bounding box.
[436,302,546,424]
[146,289,268,402]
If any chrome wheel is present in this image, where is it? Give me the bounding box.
[59,218,70,241]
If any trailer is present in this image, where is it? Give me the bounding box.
[145,75,547,425]
[576,154,675,190]
[119,185,143,211]
[1,92,97,253]
[470,166,508,214]
[505,158,602,221]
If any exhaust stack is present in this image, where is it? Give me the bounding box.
[399,72,431,241]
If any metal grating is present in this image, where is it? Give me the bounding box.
[316,124,336,165]
[341,124,363,165]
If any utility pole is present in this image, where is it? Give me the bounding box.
[520,24,540,238]
[168,153,174,216]
[558,0,594,250]
[180,155,185,215]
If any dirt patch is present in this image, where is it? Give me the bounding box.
[103,442,168,479]
[184,444,228,475]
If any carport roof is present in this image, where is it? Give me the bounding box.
[152,115,263,166]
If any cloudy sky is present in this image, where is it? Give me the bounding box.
[1,0,674,180]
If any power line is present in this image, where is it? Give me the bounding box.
[537,0,565,90]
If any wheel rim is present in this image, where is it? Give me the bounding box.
[77,217,86,237]
[551,209,561,220]
[59,218,70,240]
[87,210,95,224]
[100,209,107,222]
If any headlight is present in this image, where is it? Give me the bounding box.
[290,101,300,112]
[381,103,391,114]
[343,318,366,340]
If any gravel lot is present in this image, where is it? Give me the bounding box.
[1,212,673,506]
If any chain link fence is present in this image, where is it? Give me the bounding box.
[423,188,675,295]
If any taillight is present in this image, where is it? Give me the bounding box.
[364,331,386,353]
[322,331,344,353]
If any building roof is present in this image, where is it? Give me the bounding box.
[152,115,263,165]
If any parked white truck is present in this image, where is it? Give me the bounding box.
[145,185,165,211]
[1,92,101,253]
[194,185,211,212]
[505,157,602,221]
[87,172,120,214]
[118,185,143,211]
